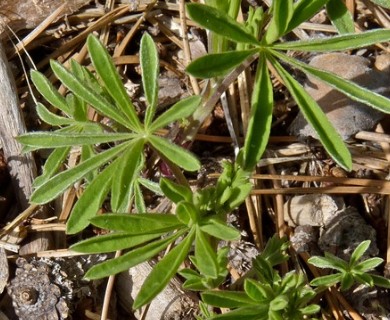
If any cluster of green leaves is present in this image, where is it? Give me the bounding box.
[186,0,390,172]
[71,160,252,308]
[199,236,320,320]
[18,0,390,316]
[18,33,201,234]
[309,240,390,291]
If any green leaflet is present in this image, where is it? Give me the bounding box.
[36,103,74,126]
[66,159,118,234]
[50,60,133,130]
[31,70,70,115]
[309,273,342,287]
[242,53,273,171]
[148,135,200,172]
[140,33,160,127]
[110,139,145,212]
[134,181,146,213]
[149,95,201,131]
[138,177,163,196]
[264,0,293,44]
[273,50,390,114]
[272,28,390,52]
[32,147,70,188]
[186,50,258,78]
[308,255,348,271]
[89,213,182,233]
[349,240,371,267]
[87,35,142,131]
[17,132,137,149]
[133,228,195,309]
[31,142,129,204]
[176,201,199,225]
[288,0,329,32]
[200,218,241,241]
[268,55,352,171]
[195,226,219,278]
[160,177,192,203]
[186,3,260,46]
[84,229,187,280]
[201,291,257,308]
[326,0,355,34]
[355,258,384,272]
[70,232,164,253]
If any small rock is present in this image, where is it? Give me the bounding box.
[290,225,321,255]
[319,207,378,260]
[284,194,345,227]
[289,53,390,140]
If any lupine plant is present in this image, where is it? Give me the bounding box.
[16,0,390,317]
[186,0,390,171]
[18,33,201,234]
[198,236,321,320]
[309,240,390,291]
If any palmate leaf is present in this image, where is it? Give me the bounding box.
[50,60,134,131]
[242,53,273,171]
[326,0,355,34]
[17,132,137,149]
[133,228,195,309]
[31,70,71,115]
[186,3,260,46]
[87,35,142,131]
[272,28,390,52]
[273,50,390,114]
[31,141,130,204]
[70,232,164,253]
[140,33,159,127]
[150,95,201,131]
[268,55,352,171]
[148,135,200,172]
[186,50,258,79]
[84,229,187,280]
[66,158,118,234]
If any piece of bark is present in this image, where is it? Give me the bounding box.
[0,0,91,35]
[0,248,8,294]
[0,42,36,210]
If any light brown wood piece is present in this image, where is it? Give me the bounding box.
[0,42,36,210]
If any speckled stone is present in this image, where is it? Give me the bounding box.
[289,53,390,140]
